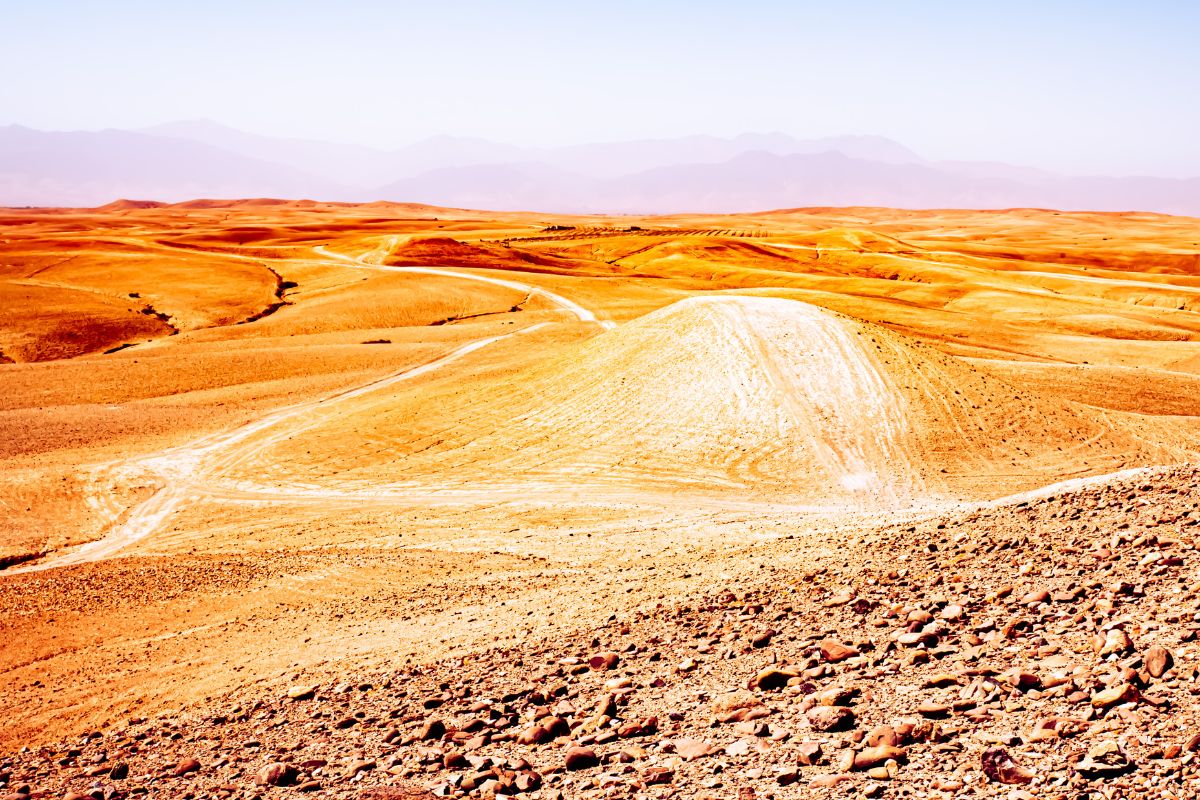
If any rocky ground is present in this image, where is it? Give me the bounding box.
[6,464,1200,800]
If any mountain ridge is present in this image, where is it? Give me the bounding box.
[3,122,1199,214]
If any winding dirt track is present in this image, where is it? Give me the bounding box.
[313,243,618,329]
[8,240,624,573]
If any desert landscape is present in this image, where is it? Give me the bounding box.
[2,199,1200,800]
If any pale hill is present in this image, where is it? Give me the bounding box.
[223,296,1198,506]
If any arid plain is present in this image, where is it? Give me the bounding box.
[4,201,1200,799]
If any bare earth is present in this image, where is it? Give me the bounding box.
[3,200,1200,799]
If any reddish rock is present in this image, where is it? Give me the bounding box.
[806,705,855,732]
[258,762,299,787]
[819,639,859,662]
[673,738,719,760]
[1145,645,1173,678]
[564,747,599,771]
[589,652,620,671]
[981,747,1034,785]
[853,745,906,770]
[418,719,446,740]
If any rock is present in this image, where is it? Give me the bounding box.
[1028,716,1086,742]
[297,781,322,793]
[1098,628,1134,657]
[865,725,901,747]
[258,762,299,787]
[725,739,751,757]
[819,639,859,662]
[1145,645,1173,678]
[514,772,541,792]
[345,759,376,778]
[796,741,824,766]
[287,685,317,701]
[516,724,550,745]
[617,716,658,738]
[108,761,129,780]
[712,690,762,717]
[172,758,201,777]
[897,631,938,647]
[809,774,854,788]
[418,719,446,740]
[1091,683,1139,708]
[564,747,599,771]
[1002,669,1040,691]
[732,719,770,737]
[922,673,958,688]
[980,747,1034,785]
[1020,589,1050,605]
[589,652,620,671]
[853,745,906,770]
[540,716,570,738]
[753,666,799,690]
[1074,740,1134,779]
[814,686,855,706]
[642,766,673,785]
[806,705,855,732]
[673,738,720,760]
[916,700,950,718]
[940,604,965,620]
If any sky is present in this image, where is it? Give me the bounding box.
[2,0,1198,177]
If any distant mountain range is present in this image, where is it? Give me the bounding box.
[3,121,1199,215]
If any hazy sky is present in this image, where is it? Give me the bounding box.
[3,0,1198,176]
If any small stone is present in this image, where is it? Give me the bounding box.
[1074,740,1133,778]
[172,758,201,777]
[517,724,549,744]
[814,686,855,706]
[674,738,720,760]
[806,705,855,732]
[819,639,859,663]
[916,700,950,718]
[565,747,599,771]
[642,766,673,785]
[589,653,620,671]
[980,747,1034,785]
[796,741,823,766]
[1003,669,1041,691]
[257,763,299,787]
[287,685,317,701]
[1145,645,1173,678]
[1098,628,1133,657]
[514,772,542,792]
[853,745,906,770]
[940,604,965,620]
[897,631,938,647]
[754,666,799,690]
[419,719,446,740]
[1091,683,1138,708]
